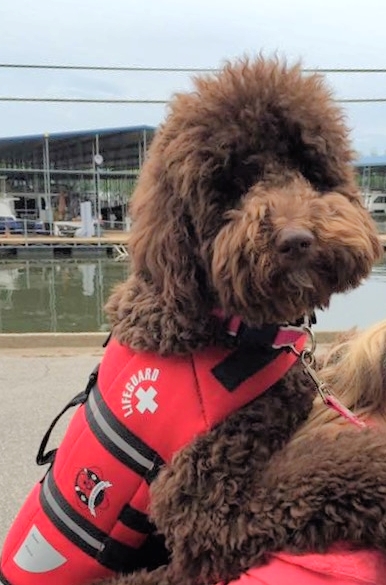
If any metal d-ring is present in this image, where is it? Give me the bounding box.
[289,323,329,401]
[302,324,316,356]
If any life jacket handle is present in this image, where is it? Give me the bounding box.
[36,366,99,467]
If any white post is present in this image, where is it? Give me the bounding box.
[94,134,103,244]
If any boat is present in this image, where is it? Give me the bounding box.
[0,194,24,234]
[362,191,386,215]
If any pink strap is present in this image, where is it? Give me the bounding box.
[227,316,242,336]
[272,326,305,349]
[213,311,307,346]
[211,310,242,336]
[325,395,366,429]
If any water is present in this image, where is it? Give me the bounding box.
[0,258,385,334]
[0,259,128,333]
[314,262,386,331]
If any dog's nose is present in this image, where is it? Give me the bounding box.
[276,227,315,257]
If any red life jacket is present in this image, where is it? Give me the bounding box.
[0,324,307,585]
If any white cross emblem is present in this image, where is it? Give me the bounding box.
[135,386,158,414]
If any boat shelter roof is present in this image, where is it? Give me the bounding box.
[0,125,156,173]
[355,155,386,169]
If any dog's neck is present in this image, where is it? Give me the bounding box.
[213,309,314,351]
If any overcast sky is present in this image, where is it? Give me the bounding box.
[1,0,386,155]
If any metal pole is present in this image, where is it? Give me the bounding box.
[44,133,52,234]
[94,134,102,244]
[143,128,147,159]
[48,260,57,332]
[96,167,102,243]
[97,258,104,327]
[92,141,97,218]
[138,137,142,169]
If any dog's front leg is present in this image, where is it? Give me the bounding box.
[149,373,314,585]
[150,437,272,585]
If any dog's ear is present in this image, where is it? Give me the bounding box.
[105,149,219,355]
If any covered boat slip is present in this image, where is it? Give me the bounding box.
[358,154,386,215]
[0,126,155,227]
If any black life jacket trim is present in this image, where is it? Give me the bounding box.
[118,503,154,534]
[40,470,106,557]
[40,470,148,571]
[85,383,165,484]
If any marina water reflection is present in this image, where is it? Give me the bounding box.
[0,259,128,333]
[0,258,385,333]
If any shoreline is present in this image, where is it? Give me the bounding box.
[0,331,340,356]
[0,332,109,356]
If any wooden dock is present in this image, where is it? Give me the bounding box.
[0,232,385,259]
[0,231,129,258]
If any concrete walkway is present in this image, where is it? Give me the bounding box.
[0,348,103,548]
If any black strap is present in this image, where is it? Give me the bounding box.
[213,317,314,392]
[236,323,280,346]
[102,332,112,347]
[36,366,99,466]
[118,503,155,534]
[212,342,282,392]
[100,533,170,573]
[212,324,283,392]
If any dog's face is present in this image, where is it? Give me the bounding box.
[211,174,382,326]
[110,58,382,353]
[135,59,381,328]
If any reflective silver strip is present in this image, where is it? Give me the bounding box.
[42,474,104,552]
[88,390,154,471]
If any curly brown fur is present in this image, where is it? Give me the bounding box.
[106,57,382,355]
[262,429,386,552]
[170,428,386,583]
[94,565,176,585]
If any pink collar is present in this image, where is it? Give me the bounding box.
[213,309,308,350]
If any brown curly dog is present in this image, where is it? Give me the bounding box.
[96,57,382,585]
[106,57,381,355]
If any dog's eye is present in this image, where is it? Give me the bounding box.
[212,169,260,211]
